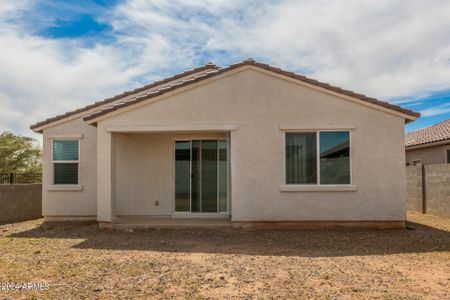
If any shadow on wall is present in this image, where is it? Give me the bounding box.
[10,221,450,258]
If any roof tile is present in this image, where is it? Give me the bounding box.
[30,63,219,130]
[31,59,419,130]
[405,118,450,147]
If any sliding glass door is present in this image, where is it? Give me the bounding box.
[175,140,228,213]
[174,141,190,212]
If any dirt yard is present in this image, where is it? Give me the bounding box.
[0,212,449,299]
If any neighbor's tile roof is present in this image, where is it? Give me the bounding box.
[405,118,450,148]
[31,58,420,131]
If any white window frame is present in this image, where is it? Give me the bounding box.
[444,146,450,164]
[51,139,81,187]
[281,129,356,192]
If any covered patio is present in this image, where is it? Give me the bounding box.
[96,125,235,226]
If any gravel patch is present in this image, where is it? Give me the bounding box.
[0,211,449,299]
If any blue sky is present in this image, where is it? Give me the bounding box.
[34,1,116,41]
[0,0,450,139]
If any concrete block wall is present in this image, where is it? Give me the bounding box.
[406,164,450,219]
[406,166,423,212]
[0,184,42,223]
[425,164,450,219]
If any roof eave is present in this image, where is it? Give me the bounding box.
[29,63,220,132]
[405,138,450,150]
[405,115,420,124]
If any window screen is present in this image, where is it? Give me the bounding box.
[52,140,79,185]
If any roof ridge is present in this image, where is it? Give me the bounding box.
[407,125,432,134]
[405,117,450,147]
[30,63,219,130]
[31,58,420,131]
[242,60,419,117]
[83,59,420,122]
[407,118,450,135]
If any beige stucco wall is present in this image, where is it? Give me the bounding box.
[42,118,97,219]
[94,67,408,221]
[405,144,450,165]
[39,68,222,220]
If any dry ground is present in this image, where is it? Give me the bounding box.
[0,212,449,299]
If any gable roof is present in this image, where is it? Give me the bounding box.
[405,118,450,148]
[31,58,419,131]
[30,63,219,132]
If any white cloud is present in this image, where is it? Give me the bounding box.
[0,32,141,139]
[109,0,450,99]
[421,103,450,117]
[1,0,450,140]
[0,1,179,140]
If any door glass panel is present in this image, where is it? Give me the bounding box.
[175,141,190,212]
[175,139,228,214]
[218,140,228,212]
[201,140,218,212]
[191,141,201,212]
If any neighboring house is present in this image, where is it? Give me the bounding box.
[30,58,419,228]
[405,118,450,166]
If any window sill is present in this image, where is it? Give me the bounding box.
[280,185,357,192]
[47,185,83,191]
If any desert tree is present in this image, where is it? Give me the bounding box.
[0,131,42,173]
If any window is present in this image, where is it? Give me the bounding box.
[52,140,79,185]
[447,149,450,164]
[320,131,350,184]
[285,131,350,185]
[286,133,317,184]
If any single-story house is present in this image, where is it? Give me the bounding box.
[405,118,450,166]
[31,59,420,228]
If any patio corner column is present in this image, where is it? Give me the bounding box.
[97,128,116,225]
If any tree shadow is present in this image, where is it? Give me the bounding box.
[8,220,450,257]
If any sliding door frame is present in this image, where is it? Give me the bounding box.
[172,136,230,218]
